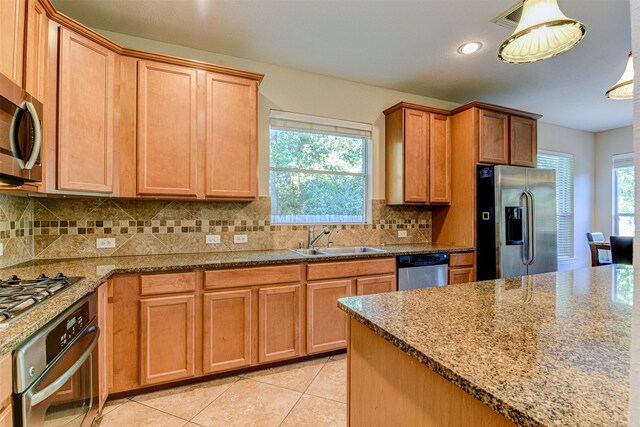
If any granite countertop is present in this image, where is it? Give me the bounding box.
[0,242,472,356]
[339,265,632,427]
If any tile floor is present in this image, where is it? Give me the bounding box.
[96,354,347,427]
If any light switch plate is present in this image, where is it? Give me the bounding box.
[234,234,248,244]
[0,242,4,256]
[96,238,116,249]
[205,234,221,244]
[398,230,408,238]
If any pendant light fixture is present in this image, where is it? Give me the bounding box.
[605,52,634,100]
[498,0,586,64]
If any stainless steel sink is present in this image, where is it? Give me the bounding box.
[319,246,386,255]
[291,248,327,256]
[291,246,386,256]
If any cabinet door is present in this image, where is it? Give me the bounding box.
[307,280,351,354]
[203,289,252,374]
[0,0,25,85]
[24,0,47,100]
[403,109,429,203]
[205,72,258,199]
[140,294,195,385]
[449,267,475,284]
[429,113,450,204]
[258,284,301,363]
[137,61,198,196]
[97,283,110,412]
[356,274,396,296]
[58,28,115,193]
[509,116,537,167]
[478,109,508,165]
[0,403,12,427]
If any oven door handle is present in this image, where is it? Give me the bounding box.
[29,325,100,407]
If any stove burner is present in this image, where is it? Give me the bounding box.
[0,274,82,328]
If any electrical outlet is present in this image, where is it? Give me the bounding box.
[0,242,4,256]
[234,234,248,244]
[96,238,116,249]
[96,265,115,276]
[205,234,221,244]
[398,230,408,238]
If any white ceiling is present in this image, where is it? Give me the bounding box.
[53,0,632,132]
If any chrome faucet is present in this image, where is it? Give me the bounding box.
[326,226,339,248]
[308,226,330,249]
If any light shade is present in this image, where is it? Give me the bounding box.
[606,52,634,100]
[498,0,586,64]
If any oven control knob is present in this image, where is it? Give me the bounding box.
[29,366,35,377]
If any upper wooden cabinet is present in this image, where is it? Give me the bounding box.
[477,108,538,168]
[24,0,48,100]
[384,102,451,205]
[137,60,199,196]
[205,72,258,199]
[0,0,25,86]
[57,27,116,193]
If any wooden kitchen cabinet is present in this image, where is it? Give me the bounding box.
[139,294,196,386]
[448,252,475,284]
[356,274,396,296]
[57,27,116,193]
[258,284,302,363]
[478,109,509,165]
[97,282,111,412]
[0,0,25,86]
[384,102,451,205]
[509,115,537,167]
[0,352,12,427]
[203,289,252,373]
[307,280,351,354]
[204,72,258,199]
[137,60,199,197]
[24,0,48,100]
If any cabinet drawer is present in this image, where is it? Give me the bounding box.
[0,353,11,403]
[307,258,396,281]
[205,265,301,289]
[449,252,474,268]
[140,272,196,295]
[0,402,12,427]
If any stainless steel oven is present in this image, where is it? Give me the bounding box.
[13,293,99,427]
[0,72,43,186]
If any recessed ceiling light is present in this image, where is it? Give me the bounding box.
[457,41,483,55]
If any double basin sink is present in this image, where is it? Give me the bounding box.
[291,246,386,257]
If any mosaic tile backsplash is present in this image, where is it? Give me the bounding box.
[28,197,431,259]
[0,195,33,268]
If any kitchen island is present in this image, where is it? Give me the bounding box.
[338,265,632,426]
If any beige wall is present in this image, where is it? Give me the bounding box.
[537,122,595,270]
[594,125,634,238]
[96,29,458,200]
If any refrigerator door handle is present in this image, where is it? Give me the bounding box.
[519,192,529,265]
[526,190,536,265]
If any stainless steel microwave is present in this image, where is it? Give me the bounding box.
[0,72,43,186]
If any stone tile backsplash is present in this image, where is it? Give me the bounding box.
[29,197,431,259]
[0,195,33,268]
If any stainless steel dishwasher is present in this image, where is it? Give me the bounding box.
[397,253,449,291]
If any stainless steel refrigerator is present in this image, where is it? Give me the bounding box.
[476,165,558,280]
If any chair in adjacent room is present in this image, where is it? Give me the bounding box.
[610,235,633,265]
[586,232,611,266]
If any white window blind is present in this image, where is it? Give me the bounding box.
[269,110,371,224]
[537,151,574,261]
[613,153,635,236]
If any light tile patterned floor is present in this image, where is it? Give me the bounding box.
[96,354,347,427]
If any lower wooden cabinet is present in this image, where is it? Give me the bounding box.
[203,289,252,374]
[0,404,12,427]
[307,280,351,354]
[449,252,475,284]
[97,282,110,412]
[258,284,302,363]
[139,294,196,386]
[0,352,12,427]
[356,274,396,296]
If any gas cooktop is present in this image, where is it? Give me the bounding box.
[0,274,83,328]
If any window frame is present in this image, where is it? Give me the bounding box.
[268,111,372,225]
[537,149,575,263]
[612,153,635,237]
